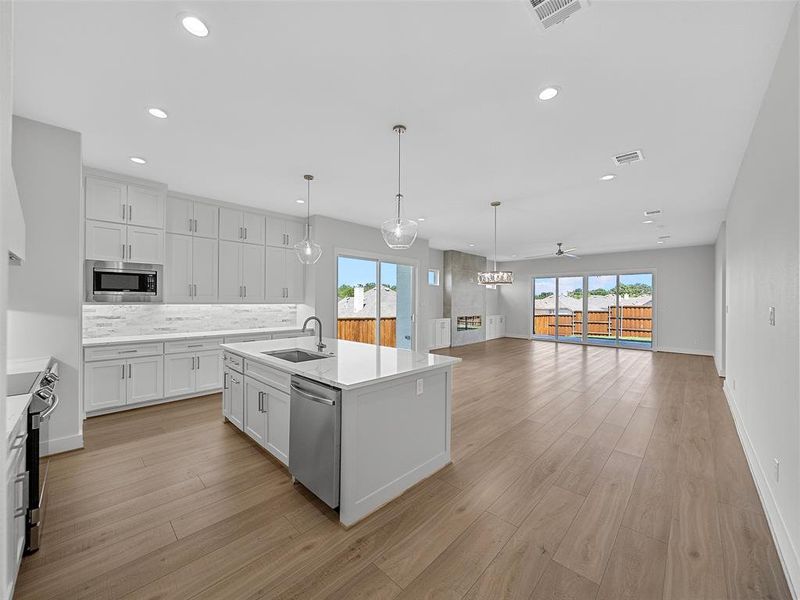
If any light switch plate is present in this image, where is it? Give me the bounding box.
[769,306,776,326]
[416,378,424,395]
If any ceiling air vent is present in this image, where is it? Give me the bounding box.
[613,149,645,166]
[529,0,589,30]
[643,209,662,217]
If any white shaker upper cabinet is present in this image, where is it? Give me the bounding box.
[219,207,243,243]
[266,217,305,248]
[127,225,164,264]
[127,185,165,229]
[192,202,219,238]
[284,252,304,302]
[85,177,127,224]
[164,233,193,302]
[218,241,244,303]
[86,220,126,261]
[265,247,305,303]
[192,237,218,303]
[242,212,265,246]
[166,196,219,239]
[242,243,265,302]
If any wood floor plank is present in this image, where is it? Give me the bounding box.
[15,340,789,600]
[596,526,667,600]
[717,502,792,600]
[466,486,585,600]
[553,451,641,583]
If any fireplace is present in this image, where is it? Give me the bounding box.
[457,315,482,331]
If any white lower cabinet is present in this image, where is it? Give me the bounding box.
[6,414,27,599]
[165,350,222,397]
[224,366,245,430]
[429,318,451,350]
[84,358,129,411]
[486,314,506,340]
[244,377,268,446]
[127,356,165,404]
[242,371,290,465]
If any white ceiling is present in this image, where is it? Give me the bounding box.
[12,0,794,260]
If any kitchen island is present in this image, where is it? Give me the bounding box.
[220,335,460,526]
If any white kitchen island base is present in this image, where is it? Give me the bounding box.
[220,336,459,528]
[338,367,452,526]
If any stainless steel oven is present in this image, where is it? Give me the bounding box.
[85,260,162,303]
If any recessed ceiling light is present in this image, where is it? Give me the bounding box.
[295,199,305,204]
[512,254,517,258]
[538,86,559,101]
[148,107,168,119]
[600,174,616,181]
[129,156,146,165]
[468,243,475,247]
[418,217,425,222]
[657,241,664,244]
[642,219,654,224]
[181,15,209,37]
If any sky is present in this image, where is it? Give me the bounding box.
[338,256,398,287]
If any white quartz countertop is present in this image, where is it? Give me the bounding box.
[7,356,51,437]
[83,326,305,347]
[221,336,461,390]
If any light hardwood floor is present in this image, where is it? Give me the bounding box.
[14,338,791,600]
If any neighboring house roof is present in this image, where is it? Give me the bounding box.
[337,286,397,318]
[535,294,652,313]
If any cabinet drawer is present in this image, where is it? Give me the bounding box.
[245,360,290,392]
[84,342,164,362]
[165,337,224,354]
[224,352,244,373]
[7,411,26,460]
[270,330,308,340]
[223,333,271,344]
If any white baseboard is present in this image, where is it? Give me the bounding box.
[42,433,84,456]
[504,333,531,340]
[656,346,713,356]
[723,382,799,600]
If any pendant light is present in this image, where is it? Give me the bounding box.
[381,124,418,249]
[478,201,513,285]
[294,174,323,264]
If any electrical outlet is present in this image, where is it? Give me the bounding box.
[416,378,424,395]
[774,458,780,483]
[769,306,776,326]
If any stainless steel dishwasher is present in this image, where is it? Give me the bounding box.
[289,375,342,508]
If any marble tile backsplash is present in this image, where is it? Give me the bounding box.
[83,304,299,338]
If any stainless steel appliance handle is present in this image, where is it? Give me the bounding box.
[10,433,27,450]
[290,384,335,406]
[13,472,28,518]
[40,393,60,421]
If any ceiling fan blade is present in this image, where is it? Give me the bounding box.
[526,253,555,259]
[562,248,577,253]
[563,253,580,259]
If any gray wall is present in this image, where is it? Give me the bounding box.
[498,244,716,355]
[305,215,437,350]
[714,222,727,376]
[720,8,799,593]
[9,116,83,454]
[444,250,487,346]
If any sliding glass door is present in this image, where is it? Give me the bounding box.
[532,272,654,349]
[337,255,415,349]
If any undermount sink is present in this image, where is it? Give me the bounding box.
[262,348,333,363]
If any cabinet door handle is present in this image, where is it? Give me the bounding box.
[121,364,125,379]
[196,355,200,369]
[188,218,193,233]
[128,205,133,222]
[243,285,247,298]
[191,356,195,370]
[122,204,127,221]
[189,284,193,297]
[122,244,126,260]
[128,244,132,259]
[223,372,229,389]
[239,226,243,239]
[194,219,198,232]
[128,363,132,378]
[244,227,248,239]
[11,433,27,450]
[193,284,197,297]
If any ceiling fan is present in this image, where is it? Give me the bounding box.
[528,242,580,259]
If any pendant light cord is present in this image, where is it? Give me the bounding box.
[493,204,498,271]
[396,126,402,221]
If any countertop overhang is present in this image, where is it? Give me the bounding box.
[82,326,306,347]
[221,336,461,390]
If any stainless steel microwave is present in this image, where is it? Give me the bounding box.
[84,261,162,303]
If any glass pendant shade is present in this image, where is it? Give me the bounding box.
[294,225,323,265]
[381,216,418,250]
[478,201,513,285]
[383,124,417,250]
[294,174,323,265]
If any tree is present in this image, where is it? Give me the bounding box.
[535,291,554,300]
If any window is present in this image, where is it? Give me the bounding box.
[428,269,440,286]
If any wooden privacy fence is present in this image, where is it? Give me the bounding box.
[533,306,652,340]
[337,317,397,346]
